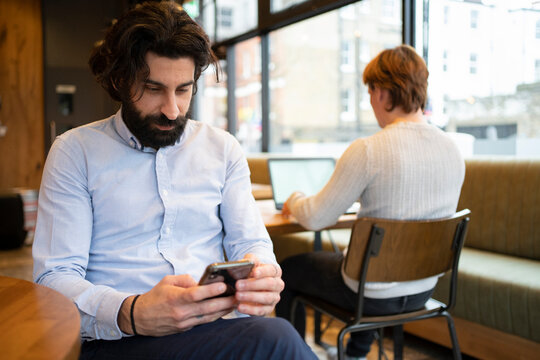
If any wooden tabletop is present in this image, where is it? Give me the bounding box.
[0,276,81,360]
[257,199,357,236]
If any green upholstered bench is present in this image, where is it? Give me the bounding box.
[434,248,540,341]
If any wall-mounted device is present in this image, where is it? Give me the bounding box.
[56,84,77,116]
[0,95,7,137]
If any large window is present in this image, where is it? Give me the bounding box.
[197,60,226,130]
[196,38,263,153]
[193,0,540,158]
[193,0,540,157]
[194,0,365,154]
[234,38,263,153]
[202,0,257,42]
[423,0,540,157]
[268,0,402,155]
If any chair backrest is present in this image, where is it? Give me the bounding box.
[343,209,471,285]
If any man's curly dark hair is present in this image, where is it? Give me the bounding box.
[89,1,219,102]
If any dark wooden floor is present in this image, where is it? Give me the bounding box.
[0,245,33,281]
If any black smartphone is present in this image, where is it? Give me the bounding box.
[198,260,255,297]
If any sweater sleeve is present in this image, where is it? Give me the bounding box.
[286,139,373,230]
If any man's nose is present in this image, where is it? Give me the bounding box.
[161,93,180,120]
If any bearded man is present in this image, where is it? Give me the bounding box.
[32,2,316,359]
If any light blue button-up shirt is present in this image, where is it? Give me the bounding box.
[33,110,276,341]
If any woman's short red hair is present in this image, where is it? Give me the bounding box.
[363,44,428,113]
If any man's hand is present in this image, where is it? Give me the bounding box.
[234,253,284,316]
[118,274,236,337]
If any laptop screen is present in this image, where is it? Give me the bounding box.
[267,157,336,210]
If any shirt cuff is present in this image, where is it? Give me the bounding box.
[95,290,132,340]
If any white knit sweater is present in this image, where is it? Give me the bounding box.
[287,121,465,298]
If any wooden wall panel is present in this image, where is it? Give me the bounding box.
[0,0,44,189]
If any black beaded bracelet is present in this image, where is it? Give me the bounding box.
[130,294,141,336]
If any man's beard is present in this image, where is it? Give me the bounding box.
[121,101,188,149]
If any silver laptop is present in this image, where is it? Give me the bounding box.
[267,157,361,214]
[267,157,336,210]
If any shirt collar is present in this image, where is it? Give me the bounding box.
[112,107,154,152]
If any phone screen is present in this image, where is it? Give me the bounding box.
[199,260,254,297]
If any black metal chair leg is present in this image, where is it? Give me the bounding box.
[337,328,349,360]
[377,328,384,360]
[314,310,323,345]
[393,325,404,360]
[443,313,462,360]
[312,230,324,345]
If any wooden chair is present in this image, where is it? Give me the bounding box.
[291,209,471,360]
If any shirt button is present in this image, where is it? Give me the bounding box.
[164,227,171,234]
[110,330,116,337]
[162,190,168,197]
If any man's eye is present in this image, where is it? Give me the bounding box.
[177,88,189,93]
[146,86,160,92]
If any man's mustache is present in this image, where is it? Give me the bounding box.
[148,114,186,127]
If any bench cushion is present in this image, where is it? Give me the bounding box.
[458,159,540,260]
[433,247,540,342]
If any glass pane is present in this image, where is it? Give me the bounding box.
[202,0,257,42]
[197,62,227,130]
[425,0,540,157]
[271,0,308,13]
[235,37,262,153]
[268,0,402,155]
[182,0,199,18]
